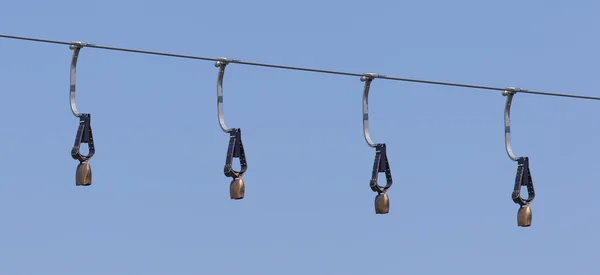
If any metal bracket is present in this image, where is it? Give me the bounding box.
[361,73,381,148]
[69,41,93,118]
[502,87,522,161]
[69,41,94,50]
[215,57,240,133]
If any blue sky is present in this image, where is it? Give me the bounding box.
[1,1,600,274]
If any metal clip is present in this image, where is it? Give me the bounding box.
[71,113,95,162]
[224,128,248,179]
[69,41,94,51]
[370,144,393,194]
[512,157,535,206]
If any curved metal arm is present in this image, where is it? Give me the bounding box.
[216,59,233,133]
[69,42,89,118]
[361,73,379,148]
[503,88,521,161]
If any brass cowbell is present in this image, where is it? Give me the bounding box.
[75,160,92,186]
[517,205,532,227]
[374,193,390,214]
[230,177,245,200]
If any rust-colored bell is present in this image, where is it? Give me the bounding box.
[230,177,245,200]
[75,161,92,186]
[517,205,532,227]
[374,193,389,214]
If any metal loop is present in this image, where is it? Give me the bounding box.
[502,88,521,161]
[71,113,95,162]
[216,58,236,133]
[224,128,248,178]
[69,42,89,118]
[512,157,535,206]
[370,143,393,193]
[361,73,379,148]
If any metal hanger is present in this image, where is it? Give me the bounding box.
[361,73,393,214]
[216,58,247,200]
[503,88,535,227]
[69,42,96,187]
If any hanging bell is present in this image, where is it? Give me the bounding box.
[374,193,390,214]
[224,128,247,200]
[517,205,532,227]
[75,160,92,186]
[71,113,95,187]
[230,177,245,200]
[370,143,392,214]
